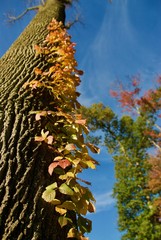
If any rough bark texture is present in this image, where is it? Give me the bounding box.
[0,1,72,239]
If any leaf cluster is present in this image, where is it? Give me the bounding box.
[81,100,161,239]
[24,19,99,239]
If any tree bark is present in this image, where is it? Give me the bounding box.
[0,1,72,239]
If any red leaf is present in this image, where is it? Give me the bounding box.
[59,159,72,169]
[48,159,72,175]
[48,162,59,175]
[75,69,84,75]
[47,135,54,145]
[110,90,118,97]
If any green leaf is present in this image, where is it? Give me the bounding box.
[59,183,74,196]
[58,216,68,228]
[46,182,57,190]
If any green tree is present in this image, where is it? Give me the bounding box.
[0,1,97,239]
[81,102,161,239]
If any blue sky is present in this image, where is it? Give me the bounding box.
[0,0,161,239]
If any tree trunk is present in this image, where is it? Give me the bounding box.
[0,1,72,239]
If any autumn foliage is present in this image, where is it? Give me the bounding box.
[24,19,99,239]
[111,77,161,222]
[81,74,161,239]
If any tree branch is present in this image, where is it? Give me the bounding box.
[65,14,83,29]
[7,6,40,23]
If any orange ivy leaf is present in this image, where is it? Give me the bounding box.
[65,143,76,151]
[88,201,96,213]
[48,159,72,175]
[34,67,42,75]
[59,159,72,169]
[48,162,59,175]
[35,111,53,121]
[75,119,86,125]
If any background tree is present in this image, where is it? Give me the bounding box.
[81,88,161,239]
[0,1,98,239]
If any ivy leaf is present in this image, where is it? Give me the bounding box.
[75,199,88,215]
[58,216,68,228]
[75,119,86,125]
[42,189,56,203]
[47,135,54,145]
[58,215,73,228]
[84,160,96,169]
[60,200,76,211]
[46,182,57,190]
[54,156,63,161]
[88,202,96,213]
[35,136,44,142]
[78,215,92,234]
[75,69,84,75]
[59,159,72,169]
[59,183,74,196]
[86,142,100,154]
[34,67,42,75]
[50,199,61,205]
[71,134,78,140]
[41,129,49,139]
[81,125,89,135]
[55,206,67,215]
[67,228,78,238]
[48,162,59,175]
[65,143,76,151]
[59,171,75,180]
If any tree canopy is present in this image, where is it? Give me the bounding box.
[81,77,161,239]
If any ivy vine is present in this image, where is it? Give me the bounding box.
[23,19,99,239]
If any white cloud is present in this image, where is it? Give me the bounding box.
[79,0,161,106]
[94,191,115,213]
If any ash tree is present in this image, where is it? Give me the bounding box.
[0,1,99,239]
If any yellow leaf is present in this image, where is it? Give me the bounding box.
[55,206,67,215]
[67,228,78,238]
[59,201,76,211]
[51,199,61,205]
[41,129,49,139]
[42,189,56,203]
[85,160,96,169]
